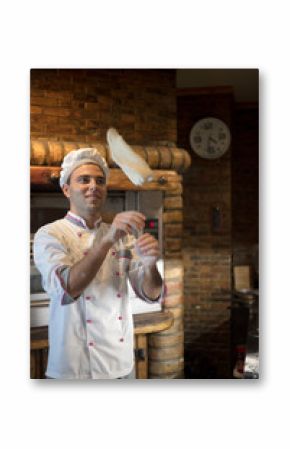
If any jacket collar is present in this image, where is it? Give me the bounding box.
[65,211,102,230]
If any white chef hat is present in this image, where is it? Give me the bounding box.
[59,147,109,188]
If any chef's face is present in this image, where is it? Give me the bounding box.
[62,164,107,216]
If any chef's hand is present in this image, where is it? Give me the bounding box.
[103,211,146,244]
[135,233,160,267]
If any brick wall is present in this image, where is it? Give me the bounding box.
[177,89,233,378]
[232,103,259,277]
[30,69,177,144]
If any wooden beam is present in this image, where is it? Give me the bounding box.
[30,166,182,192]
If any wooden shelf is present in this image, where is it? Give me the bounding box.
[31,311,173,348]
[133,311,174,334]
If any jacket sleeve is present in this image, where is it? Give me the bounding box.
[33,227,78,305]
[127,246,165,304]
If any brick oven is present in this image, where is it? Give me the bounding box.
[30,69,191,379]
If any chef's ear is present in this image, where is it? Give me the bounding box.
[62,183,70,199]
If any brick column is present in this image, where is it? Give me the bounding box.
[148,187,184,378]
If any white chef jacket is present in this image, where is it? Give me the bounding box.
[33,212,164,379]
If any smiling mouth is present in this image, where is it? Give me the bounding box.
[86,194,101,199]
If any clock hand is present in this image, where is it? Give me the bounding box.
[209,136,218,144]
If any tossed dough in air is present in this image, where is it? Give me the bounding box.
[106,128,154,186]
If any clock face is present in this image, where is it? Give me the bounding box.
[189,117,231,159]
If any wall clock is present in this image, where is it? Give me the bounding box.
[189,117,231,159]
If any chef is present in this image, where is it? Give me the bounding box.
[33,148,164,379]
